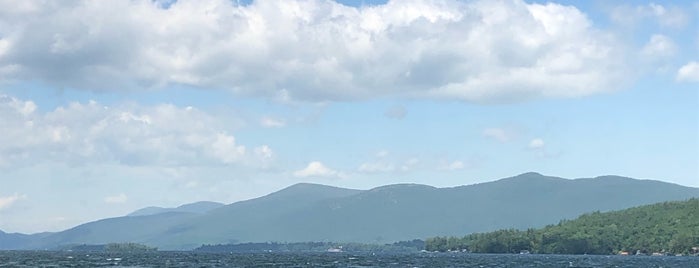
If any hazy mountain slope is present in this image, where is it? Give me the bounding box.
[152,173,699,248]
[225,173,699,244]
[4,173,698,250]
[148,183,364,248]
[1,230,37,250]
[128,201,225,217]
[32,212,200,249]
[0,230,53,250]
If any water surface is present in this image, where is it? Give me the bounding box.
[1,251,697,267]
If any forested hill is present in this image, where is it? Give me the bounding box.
[426,199,699,255]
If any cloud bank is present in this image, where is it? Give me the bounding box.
[0,0,627,103]
[0,94,271,168]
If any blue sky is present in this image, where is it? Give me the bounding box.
[0,0,697,233]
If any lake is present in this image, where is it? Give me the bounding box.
[1,251,697,267]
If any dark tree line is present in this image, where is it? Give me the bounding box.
[426,199,699,255]
[61,242,157,252]
[196,239,425,253]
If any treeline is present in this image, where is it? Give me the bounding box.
[104,242,157,252]
[62,242,157,252]
[195,239,425,253]
[426,199,699,255]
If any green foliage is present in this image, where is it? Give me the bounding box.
[104,242,157,252]
[195,240,424,253]
[426,199,699,255]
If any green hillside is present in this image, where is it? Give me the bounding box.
[36,212,201,250]
[426,199,699,255]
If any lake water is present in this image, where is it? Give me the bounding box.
[1,251,697,267]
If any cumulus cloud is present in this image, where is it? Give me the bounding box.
[357,151,426,174]
[103,193,128,204]
[0,0,626,103]
[483,128,513,143]
[0,193,26,211]
[260,117,286,128]
[254,145,274,160]
[293,161,343,178]
[611,3,689,28]
[375,150,389,158]
[358,150,399,173]
[0,94,270,168]
[676,62,699,82]
[400,158,420,172]
[438,160,465,171]
[528,138,545,149]
[358,162,395,173]
[641,34,677,59]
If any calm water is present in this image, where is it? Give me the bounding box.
[0,251,697,267]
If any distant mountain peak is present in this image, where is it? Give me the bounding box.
[127,201,224,217]
[573,175,681,187]
[282,182,366,194]
[267,182,361,199]
[515,172,546,178]
[500,172,563,182]
[368,183,436,192]
[176,201,224,210]
[590,175,635,181]
[285,182,337,190]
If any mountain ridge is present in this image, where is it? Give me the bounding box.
[128,201,225,217]
[3,173,698,250]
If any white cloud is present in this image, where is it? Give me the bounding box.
[0,193,26,211]
[0,0,627,103]
[611,3,689,28]
[358,150,405,173]
[358,162,395,173]
[676,62,699,82]
[528,138,545,149]
[293,161,342,178]
[645,3,688,28]
[483,128,513,143]
[358,151,427,173]
[641,34,677,59]
[438,160,465,171]
[0,94,269,168]
[260,117,286,128]
[104,193,128,204]
[254,145,274,160]
[401,158,420,172]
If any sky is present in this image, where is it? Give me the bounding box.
[0,0,697,234]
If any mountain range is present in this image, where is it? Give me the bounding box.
[1,172,698,250]
[127,201,224,217]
